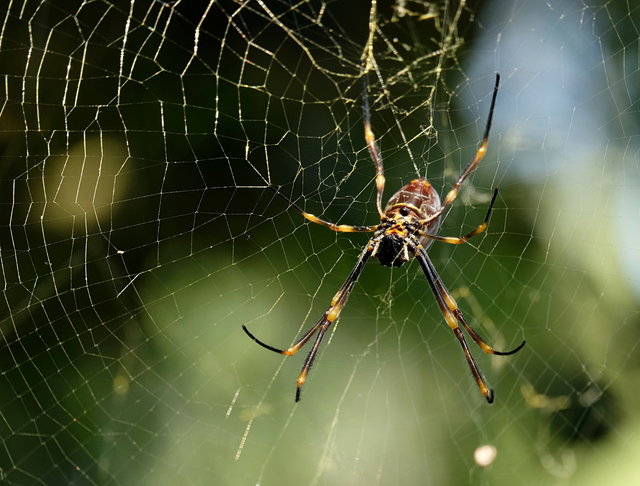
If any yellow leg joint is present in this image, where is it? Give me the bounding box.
[443,293,457,312]
[297,369,308,386]
[326,304,342,323]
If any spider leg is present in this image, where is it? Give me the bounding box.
[300,211,378,233]
[420,74,501,226]
[243,245,373,401]
[286,75,389,231]
[415,247,524,403]
[362,77,386,218]
[414,249,494,402]
[266,185,378,233]
[419,249,525,356]
[419,188,498,245]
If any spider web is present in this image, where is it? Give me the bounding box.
[1,0,639,484]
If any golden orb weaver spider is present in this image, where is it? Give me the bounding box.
[243,73,525,403]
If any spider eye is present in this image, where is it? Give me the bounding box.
[400,207,409,216]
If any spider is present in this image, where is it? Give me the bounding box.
[243,73,525,403]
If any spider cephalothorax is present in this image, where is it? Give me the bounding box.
[243,74,525,403]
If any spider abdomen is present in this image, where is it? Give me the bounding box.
[382,178,442,250]
[384,179,441,220]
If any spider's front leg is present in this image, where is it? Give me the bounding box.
[362,76,386,218]
[419,73,501,228]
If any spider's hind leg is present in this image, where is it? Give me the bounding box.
[414,246,525,403]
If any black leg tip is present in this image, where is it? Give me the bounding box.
[511,339,526,354]
[494,339,526,356]
[486,389,494,404]
[242,324,287,354]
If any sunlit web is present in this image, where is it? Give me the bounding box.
[0,1,639,485]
